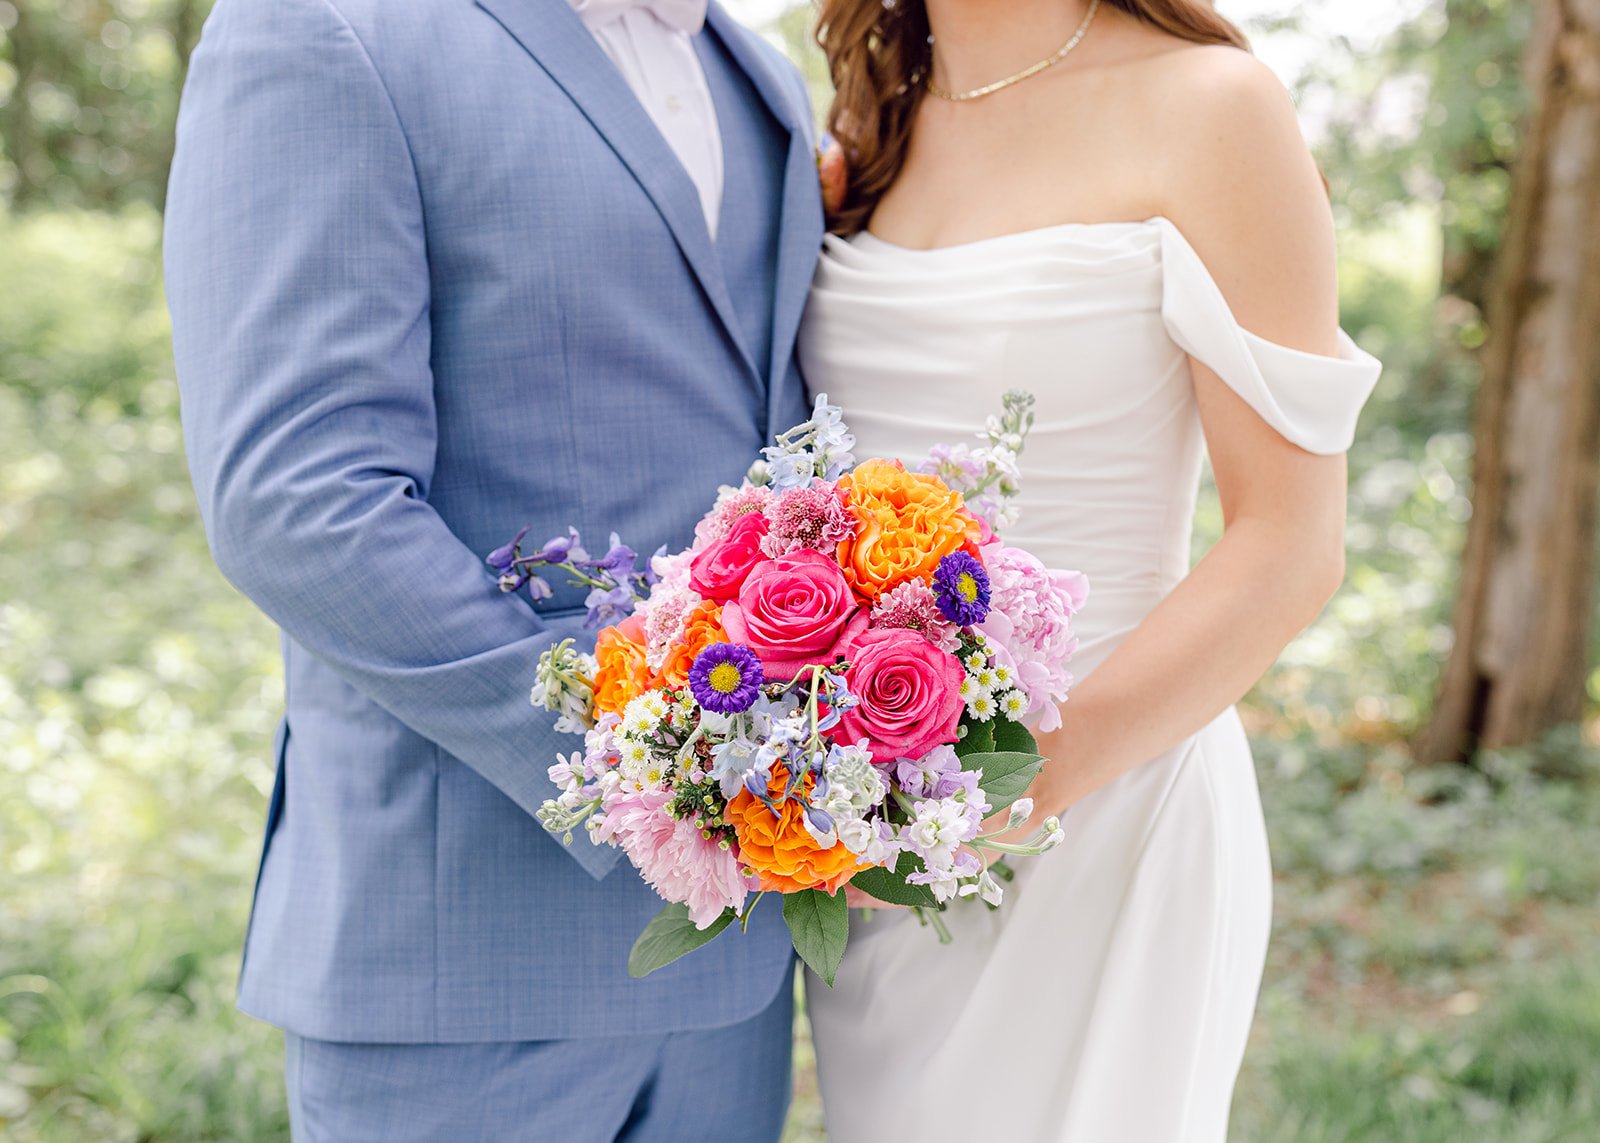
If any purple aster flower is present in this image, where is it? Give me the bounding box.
[932,551,992,627]
[688,642,765,714]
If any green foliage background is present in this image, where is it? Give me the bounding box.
[2,1,1598,1140]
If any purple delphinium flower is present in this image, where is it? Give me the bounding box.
[688,642,765,715]
[932,551,992,627]
[580,532,636,575]
[584,583,636,628]
[538,527,587,565]
[486,525,530,576]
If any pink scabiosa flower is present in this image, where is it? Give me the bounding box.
[693,484,774,550]
[868,579,961,652]
[591,786,749,929]
[977,543,1089,732]
[760,482,856,558]
[635,550,699,670]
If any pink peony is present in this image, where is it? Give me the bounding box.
[722,550,868,682]
[978,543,1088,732]
[592,786,750,929]
[761,482,856,558]
[830,627,965,765]
[690,511,770,603]
[694,484,773,550]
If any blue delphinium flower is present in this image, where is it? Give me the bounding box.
[688,643,765,714]
[586,532,637,575]
[932,551,992,626]
[486,525,530,577]
[538,527,587,565]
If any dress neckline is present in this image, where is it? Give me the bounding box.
[849,216,1169,257]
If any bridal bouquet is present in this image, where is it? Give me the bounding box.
[489,393,1087,985]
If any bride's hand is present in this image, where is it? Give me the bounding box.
[981,723,1081,843]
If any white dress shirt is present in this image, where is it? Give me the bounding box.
[571,0,725,237]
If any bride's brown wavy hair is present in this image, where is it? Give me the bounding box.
[816,0,1250,234]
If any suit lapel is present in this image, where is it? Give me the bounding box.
[704,4,825,436]
[475,0,759,382]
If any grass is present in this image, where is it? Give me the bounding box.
[3,207,1599,1141]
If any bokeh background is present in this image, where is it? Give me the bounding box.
[3,0,1599,1139]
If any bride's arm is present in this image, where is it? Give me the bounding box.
[1023,51,1349,818]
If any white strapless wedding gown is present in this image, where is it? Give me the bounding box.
[798,218,1381,1142]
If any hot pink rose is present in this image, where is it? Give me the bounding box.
[722,549,868,682]
[831,627,964,764]
[689,511,769,602]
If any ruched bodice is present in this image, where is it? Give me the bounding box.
[800,217,1381,675]
[799,218,1381,1143]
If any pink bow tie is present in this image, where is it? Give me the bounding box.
[572,0,708,34]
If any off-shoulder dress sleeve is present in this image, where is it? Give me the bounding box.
[1155,217,1382,455]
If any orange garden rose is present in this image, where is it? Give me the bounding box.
[836,458,985,600]
[591,613,651,717]
[654,600,726,688]
[727,765,863,894]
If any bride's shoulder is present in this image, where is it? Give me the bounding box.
[1124,44,1302,155]
[1111,42,1338,347]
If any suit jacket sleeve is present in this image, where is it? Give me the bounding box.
[164,0,617,879]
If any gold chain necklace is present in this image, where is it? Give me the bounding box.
[925,0,1102,103]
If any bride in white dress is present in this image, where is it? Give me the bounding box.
[799,1,1382,1140]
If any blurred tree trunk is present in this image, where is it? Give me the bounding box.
[154,0,203,208]
[1423,0,1600,762]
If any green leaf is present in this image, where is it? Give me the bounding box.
[955,717,996,758]
[848,858,939,908]
[958,750,1045,816]
[783,887,850,987]
[627,903,736,978]
[993,716,1038,756]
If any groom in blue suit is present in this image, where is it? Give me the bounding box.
[164,0,820,1135]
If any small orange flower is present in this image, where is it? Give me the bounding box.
[727,765,862,894]
[591,614,651,717]
[654,600,727,688]
[836,458,984,601]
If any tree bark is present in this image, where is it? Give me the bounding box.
[154,0,203,209]
[1422,0,1600,761]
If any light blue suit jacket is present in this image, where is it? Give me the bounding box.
[165,0,820,1042]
